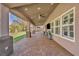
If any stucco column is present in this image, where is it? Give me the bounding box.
[27,21,31,38]
[0,4,9,37]
[0,4,13,56]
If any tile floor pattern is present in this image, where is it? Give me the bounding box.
[12,32,73,56]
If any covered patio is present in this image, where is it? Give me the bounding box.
[0,3,79,56]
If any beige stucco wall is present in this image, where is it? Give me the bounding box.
[0,4,9,37]
[47,3,79,55]
[0,4,1,36]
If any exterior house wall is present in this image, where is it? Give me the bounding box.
[48,3,79,55]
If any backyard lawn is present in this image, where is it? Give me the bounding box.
[10,31,26,42]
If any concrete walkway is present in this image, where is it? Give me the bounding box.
[12,32,72,56]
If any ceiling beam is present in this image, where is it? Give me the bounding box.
[3,3,40,25]
[3,3,32,9]
[11,9,36,25]
[2,3,35,25]
[10,9,29,22]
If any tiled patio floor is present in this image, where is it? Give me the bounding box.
[12,32,73,56]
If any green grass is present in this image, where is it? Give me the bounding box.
[10,31,26,42]
[13,34,26,42]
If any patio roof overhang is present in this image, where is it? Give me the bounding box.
[3,3,59,26]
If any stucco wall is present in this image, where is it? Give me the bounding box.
[0,4,1,36]
[0,4,9,37]
[0,4,13,56]
[48,3,79,55]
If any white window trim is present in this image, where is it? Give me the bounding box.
[54,17,61,35]
[50,22,54,33]
[50,7,75,42]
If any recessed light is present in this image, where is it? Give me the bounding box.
[37,7,41,10]
[50,3,53,5]
[25,8,28,11]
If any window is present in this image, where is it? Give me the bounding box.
[62,10,74,39]
[63,15,68,24]
[62,26,68,36]
[51,22,54,33]
[50,7,75,42]
[55,19,60,35]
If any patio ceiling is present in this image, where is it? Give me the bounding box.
[3,3,59,26]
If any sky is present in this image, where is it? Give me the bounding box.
[9,13,23,25]
[9,13,17,25]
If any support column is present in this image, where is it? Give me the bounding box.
[0,4,1,36]
[0,4,13,56]
[0,4,9,37]
[27,21,31,38]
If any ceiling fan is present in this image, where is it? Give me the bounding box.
[38,14,46,19]
[40,14,45,17]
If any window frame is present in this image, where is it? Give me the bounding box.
[50,7,75,42]
[62,7,75,42]
[51,22,54,33]
[54,18,61,35]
